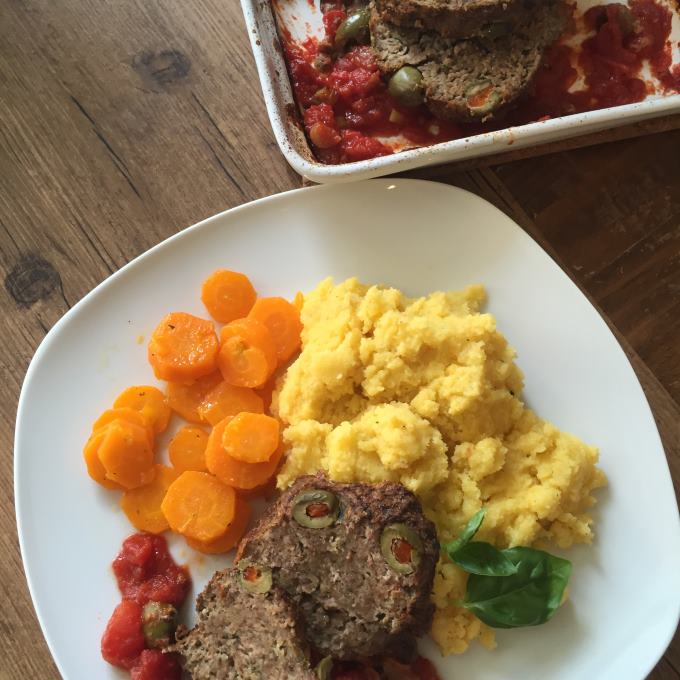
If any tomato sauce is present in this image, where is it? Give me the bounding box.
[281,0,680,164]
[113,532,190,607]
[101,533,189,679]
[332,656,441,680]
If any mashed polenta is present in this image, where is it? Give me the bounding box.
[274,277,606,655]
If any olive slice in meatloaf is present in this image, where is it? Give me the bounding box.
[236,474,439,662]
[370,1,568,122]
[173,568,316,680]
[373,0,557,40]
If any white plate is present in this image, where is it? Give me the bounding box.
[15,179,680,679]
[240,0,680,182]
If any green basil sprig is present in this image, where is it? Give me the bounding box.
[442,510,572,628]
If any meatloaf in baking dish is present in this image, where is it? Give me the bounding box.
[371,0,569,121]
[373,0,560,39]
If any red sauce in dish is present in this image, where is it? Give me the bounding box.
[102,533,189,678]
[113,532,190,607]
[281,0,680,164]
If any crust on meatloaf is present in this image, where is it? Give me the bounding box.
[370,0,568,122]
[173,568,316,680]
[374,0,557,39]
[236,474,439,662]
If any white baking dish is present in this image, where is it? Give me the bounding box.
[240,0,680,183]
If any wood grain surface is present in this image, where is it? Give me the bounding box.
[1,1,678,678]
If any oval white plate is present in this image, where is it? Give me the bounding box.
[15,179,680,679]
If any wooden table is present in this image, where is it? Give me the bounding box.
[1,1,678,677]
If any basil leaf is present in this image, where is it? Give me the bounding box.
[442,508,486,558]
[461,547,572,629]
[451,541,518,576]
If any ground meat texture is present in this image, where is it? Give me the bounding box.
[373,0,557,39]
[370,0,569,122]
[173,569,316,679]
[236,474,439,661]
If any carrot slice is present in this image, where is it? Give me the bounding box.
[98,419,156,490]
[240,474,278,501]
[201,270,257,324]
[206,418,284,490]
[148,312,219,383]
[120,465,179,533]
[160,471,236,542]
[255,376,277,412]
[248,297,302,364]
[185,496,251,554]
[167,372,222,424]
[221,412,280,463]
[292,291,304,312]
[217,318,277,388]
[169,427,209,472]
[92,407,153,444]
[196,380,263,427]
[83,430,124,490]
[113,386,171,434]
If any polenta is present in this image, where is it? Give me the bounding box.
[274,277,606,655]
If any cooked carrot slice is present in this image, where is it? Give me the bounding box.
[120,465,179,533]
[148,312,219,383]
[83,430,124,490]
[196,381,263,427]
[217,318,277,388]
[92,407,153,444]
[98,419,156,490]
[240,474,278,501]
[113,386,171,434]
[185,496,251,554]
[206,418,284,490]
[248,297,302,364]
[201,270,257,324]
[169,427,209,472]
[166,372,222,424]
[222,412,280,463]
[160,471,236,542]
[292,291,304,312]
[255,376,277,412]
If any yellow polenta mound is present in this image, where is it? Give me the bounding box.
[274,277,606,656]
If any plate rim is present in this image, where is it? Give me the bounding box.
[14,178,680,678]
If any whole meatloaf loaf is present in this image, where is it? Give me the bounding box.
[374,0,559,39]
[236,474,439,662]
[173,567,316,679]
[370,0,568,121]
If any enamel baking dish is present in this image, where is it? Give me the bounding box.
[240,0,680,183]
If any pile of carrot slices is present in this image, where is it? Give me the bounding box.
[83,270,302,554]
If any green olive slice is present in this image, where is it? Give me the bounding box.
[380,523,423,575]
[334,8,370,49]
[315,656,334,680]
[388,66,424,107]
[238,560,273,594]
[292,489,340,528]
[142,601,178,649]
[465,81,501,116]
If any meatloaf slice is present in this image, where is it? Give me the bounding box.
[374,0,553,40]
[236,474,439,662]
[370,0,568,121]
[173,568,316,679]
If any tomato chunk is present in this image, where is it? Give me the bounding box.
[113,533,190,607]
[101,600,145,670]
[131,649,183,680]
